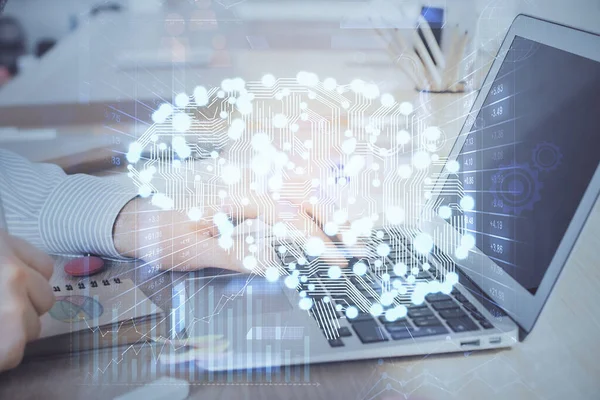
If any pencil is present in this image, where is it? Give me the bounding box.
[417,15,446,69]
[412,29,443,90]
[441,26,459,90]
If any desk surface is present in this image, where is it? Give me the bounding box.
[0,200,598,400]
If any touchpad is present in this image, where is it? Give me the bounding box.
[186,274,293,321]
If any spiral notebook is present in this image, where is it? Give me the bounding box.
[25,261,165,358]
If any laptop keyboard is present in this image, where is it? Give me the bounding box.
[275,237,495,348]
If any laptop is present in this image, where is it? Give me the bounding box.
[181,15,600,371]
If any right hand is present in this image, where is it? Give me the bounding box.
[0,231,55,373]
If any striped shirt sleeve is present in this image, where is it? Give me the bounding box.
[0,149,137,258]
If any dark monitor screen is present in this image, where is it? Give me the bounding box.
[441,36,600,294]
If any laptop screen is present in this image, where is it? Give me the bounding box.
[440,35,600,295]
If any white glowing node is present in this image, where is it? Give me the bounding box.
[243,255,257,270]
[386,206,405,225]
[126,142,143,163]
[193,86,209,106]
[344,155,365,176]
[323,222,339,236]
[446,272,459,285]
[270,223,287,239]
[350,79,365,93]
[363,83,380,99]
[455,247,469,260]
[333,209,348,225]
[394,262,408,276]
[381,93,395,107]
[399,101,414,116]
[412,151,431,169]
[326,265,341,280]
[251,156,272,176]
[299,297,313,310]
[376,243,391,257]
[381,292,395,307]
[151,193,174,210]
[285,275,299,289]
[370,303,383,317]
[438,205,452,219]
[460,195,475,210]
[172,136,192,159]
[187,207,203,221]
[272,113,288,128]
[353,262,367,276]
[342,138,357,155]
[396,129,411,145]
[218,236,233,250]
[228,118,245,140]
[447,160,460,173]
[305,237,326,257]
[423,126,442,141]
[265,267,279,282]
[172,113,191,132]
[461,235,476,249]
[413,233,434,254]
[323,77,337,90]
[345,306,359,319]
[152,103,173,123]
[261,74,276,88]
[175,93,189,108]
[397,164,413,179]
[252,133,271,151]
[138,185,152,198]
[236,96,253,115]
[221,164,241,185]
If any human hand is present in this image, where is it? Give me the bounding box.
[112,187,351,273]
[0,231,55,372]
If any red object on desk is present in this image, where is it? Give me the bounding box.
[64,256,105,277]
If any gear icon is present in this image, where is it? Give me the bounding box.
[490,163,543,215]
[532,142,562,172]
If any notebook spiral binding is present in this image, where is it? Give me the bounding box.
[52,277,122,292]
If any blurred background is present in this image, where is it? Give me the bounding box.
[0,0,598,171]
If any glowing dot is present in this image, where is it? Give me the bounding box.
[413,233,434,254]
[422,262,431,271]
[220,111,228,119]
[423,126,441,141]
[265,267,279,282]
[236,96,253,114]
[411,267,419,275]
[460,196,475,210]
[193,86,209,106]
[395,305,408,318]
[218,236,233,250]
[188,207,203,221]
[138,185,152,198]
[382,273,390,281]
[445,273,458,287]
[377,243,391,257]
[372,179,381,187]
[172,113,191,132]
[412,151,431,169]
[345,306,359,319]
[328,265,342,279]
[332,209,348,225]
[324,222,339,236]
[438,206,452,219]
[305,237,325,257]
[381,292,395,306]
[251,156,271,176]
[246,235,254,244]
[221,164,241,185]
[386,206,404,225]
[342,138,357,155]
[251,133,271,151]
[228,118,245,140]
[272,113,288,128]
[370,303,383,316]
[397,165,412,179]
[344,155,365,176]
[353,262,367,276]
[323,77,337,90]
[261,74,276,87]
[344,129,353,137]
[374,260,383,268]
[384,308,397,322]
[126,142,143,163]
[299,297,313,310]
[455,247,469,260]
[341,101,350,109]
[296,71,318,87]
[363,83,380,99]
[309,196,318,205]
[217,90,225,98]
[243,255,257,270]
[285,275,299,289]
[447,160,460,173]
[175,92,189,108]
[381,93,395,107]
[399,101,414,116]
[172,136,191,159]
[461,235,476,249]
[350,79,365,93]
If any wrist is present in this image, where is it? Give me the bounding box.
[113,197,140,257]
